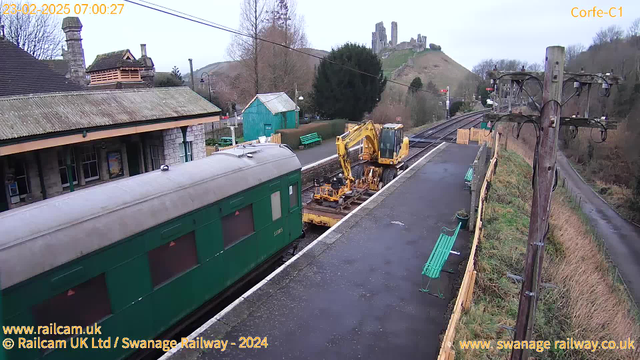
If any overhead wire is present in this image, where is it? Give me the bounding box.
[124,0,436,94]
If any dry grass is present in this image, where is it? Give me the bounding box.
[454,141,639,360]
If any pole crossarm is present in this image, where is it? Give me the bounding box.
[488,71,622,85]
[485,113,618,129]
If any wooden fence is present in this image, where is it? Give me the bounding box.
[437,132,501,360]
[205,133,281,156]
[457,128,493,146]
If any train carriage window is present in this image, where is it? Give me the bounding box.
[222,205,255,248]
[32,274,112,341]
[271,192,282,221]
[148,232,198,287]
[289,183,298,210]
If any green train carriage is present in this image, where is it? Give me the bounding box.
[0,144,303,360]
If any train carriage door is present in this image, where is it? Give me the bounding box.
[286,181,302,245]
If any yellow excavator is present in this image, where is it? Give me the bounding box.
[313,121,410,204]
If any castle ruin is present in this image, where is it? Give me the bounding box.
[371,21,427,55]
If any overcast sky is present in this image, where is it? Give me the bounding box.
[63,0,640,74]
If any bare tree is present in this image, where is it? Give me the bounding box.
[260,0,309,95]
[527,62,544,72]
[565,43,585,67]
[472,59,495,80]
[228,0,268,95]
[628,18,640,38]
[0,1,64,59]
[593,25,624,45]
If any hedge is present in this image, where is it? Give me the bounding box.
[277,119,348,147]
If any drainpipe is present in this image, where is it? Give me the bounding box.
[180,126,189,162]
[36,151,47,199]
[65,147,74,192]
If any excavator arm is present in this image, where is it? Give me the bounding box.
[336,121,379,185]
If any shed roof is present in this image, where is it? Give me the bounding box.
[0,39,82,96]
[244,92,297,115]
[86,49,144,72]
[0,87,221,141]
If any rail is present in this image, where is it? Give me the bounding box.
[437,132,500,360]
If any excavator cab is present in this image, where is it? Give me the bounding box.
[378,124,408,165]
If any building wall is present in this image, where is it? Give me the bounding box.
[162,124,206,165]
[244,100,297,141]
[1,125,208,212]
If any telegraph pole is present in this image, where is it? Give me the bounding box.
[510,46,565,360]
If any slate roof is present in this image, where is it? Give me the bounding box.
[86,50,144,72]
[244,92,297,115]
[41,59,70,76]
[0,39,82,96]
[0,87,221,141]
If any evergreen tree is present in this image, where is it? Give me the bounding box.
[312,43,386,121]
[409,77,423,94]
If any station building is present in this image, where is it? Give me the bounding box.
[0,31,221,212]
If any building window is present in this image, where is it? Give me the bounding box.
[148,232,198,288]
[80,146,99,182]
[7,157,30,201]
[222,205,255,249]
[271,191,281,221]
[58,150,78,188]
[32,274,112,341]
[150,145,163,170]
[180,141,193,162]
[289,183,298,210]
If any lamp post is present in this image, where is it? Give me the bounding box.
[200,72,211,103]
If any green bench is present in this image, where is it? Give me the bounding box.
[420,222,462,298]
[300,132,322,147]
[464,166,473,189]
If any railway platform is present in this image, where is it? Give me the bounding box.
[164,142,480,360]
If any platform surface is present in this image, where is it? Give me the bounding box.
[168,143,480,360]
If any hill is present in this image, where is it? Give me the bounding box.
[382,48,475,96]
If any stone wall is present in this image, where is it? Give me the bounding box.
[163,124,206,165]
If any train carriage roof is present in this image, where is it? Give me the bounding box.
[0,144,300,290]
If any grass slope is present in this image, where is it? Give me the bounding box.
[454,150,639,360]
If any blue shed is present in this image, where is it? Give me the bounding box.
[242,92,298,141]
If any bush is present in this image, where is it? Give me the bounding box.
[450,101,464,115]
[277,119,347,147]
[428,43,442,51]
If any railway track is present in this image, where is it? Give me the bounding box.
[301,110,488,194]
[404,110,487,163]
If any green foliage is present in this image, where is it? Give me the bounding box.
[477,82,491,106]
[428,43,442,51]
[408,77,423,94]
[313,43,387,121]
[277,119,347,147]
[425,80,439,95]
[155,66,184,87]
[450,100,464,115]
[170,66,183,82]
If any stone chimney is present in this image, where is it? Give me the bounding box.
[61,17,88,86]
[139,44,155,87]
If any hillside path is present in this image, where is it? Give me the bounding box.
[557,152,640,308]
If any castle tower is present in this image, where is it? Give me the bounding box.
[391,22,398,47]
[61,17,88,86]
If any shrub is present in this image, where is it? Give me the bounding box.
[277,119,347,147]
